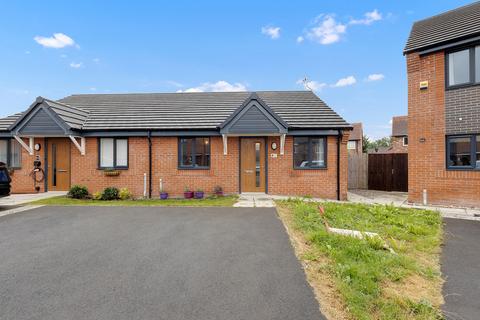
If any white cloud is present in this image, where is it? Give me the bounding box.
[177,80,247,93]
[261,26,281,39]
[305,15,346,45]
[89,87,97,91]
[70,62,82,69]
[366,73,385,82]
[349,9,382,25]
[296,79,326,91]
[34,33,76,49]
[296,36,304,43]
[333,76,356,87]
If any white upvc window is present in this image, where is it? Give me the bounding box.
[99,138,128,169]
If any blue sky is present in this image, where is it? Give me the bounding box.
[0,0,472,138]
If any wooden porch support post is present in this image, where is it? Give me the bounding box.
[69,136,86,156]
[222,134,228,155]
[13,135,34,155]
[280,134,286,155]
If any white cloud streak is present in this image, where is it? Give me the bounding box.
[306,15,346,45]
[333,76,356,87]
[296,79,326,91]
[34,33,76,48]
[177,80,247,93]
[366,73,385,82]
[349,9,382,25]
[70,62,82,69]
[261,26,281,39]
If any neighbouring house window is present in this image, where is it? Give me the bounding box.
[447,135,480,169]
[293,137,326,169]
[99,138,128,169]
[347,141,357,150]
[0,139,22,168]
[448,49,470,86]
[403,136,408,146]
[0,140,7,165]
[179,137,210,169]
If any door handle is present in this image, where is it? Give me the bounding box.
[57,169,67,173]
[244,170,253,174]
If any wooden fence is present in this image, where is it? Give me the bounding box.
[368,153,408,192]
[348,153,368,189]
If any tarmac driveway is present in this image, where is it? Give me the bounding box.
[442,218,480,320]
[0,206,323,320]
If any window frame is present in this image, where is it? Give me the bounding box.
[347,140,357,150]
[293,136,328,170]
[445,44,480,90]
[0,138,22,169]
[177,137,211,170]
[446,134,480,170]
[403,136,408,146]
[97,137,129,170]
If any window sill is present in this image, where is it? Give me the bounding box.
[178,167,211,170]
[446,82,480,91]
[446,167,480,171]
[293,167,328,170]
[97,167,129,171]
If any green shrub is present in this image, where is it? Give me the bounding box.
[67,185,89,199]
[92,191,102,200]
[119,188,133,200]
[101,187,119,200]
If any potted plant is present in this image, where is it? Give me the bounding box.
[160,186,168,200]
[213,185,223,196]
[184,186,193,199]
[194,189,204,199]
[104,168,120,177]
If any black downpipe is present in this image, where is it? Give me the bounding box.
[148,131,152,198]
[337,132,342,201]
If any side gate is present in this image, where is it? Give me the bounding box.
[368,153,408,192]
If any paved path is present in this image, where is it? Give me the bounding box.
[0,206,324,320]
[348,189,480,221]
[0,191,66,206]
[234,193,275,207]
[442,218,480,320]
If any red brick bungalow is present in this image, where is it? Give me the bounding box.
[0,91,351,199]
[404,2,480,207]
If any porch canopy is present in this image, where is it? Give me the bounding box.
[219,93,288,155]
[4,97,87,155]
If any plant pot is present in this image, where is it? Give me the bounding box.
[215,191,224,197]
[104,170,120,177]
[194,191,204,199]
[160,192,169,200]
[184,191,194,199]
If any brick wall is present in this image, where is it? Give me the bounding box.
[10,138,46,193]
[407,51,480,207]
[10,135,348,200]
[445,85,480,134]
[267,134,349,200]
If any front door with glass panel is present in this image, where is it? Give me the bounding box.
[47,138,71,191]
[240,138,265,193]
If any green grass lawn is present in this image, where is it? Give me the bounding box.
[276,199,443,320]
[30,195,239,207]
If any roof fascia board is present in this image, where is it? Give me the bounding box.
[81,130,221,137]
[412,35,480,56]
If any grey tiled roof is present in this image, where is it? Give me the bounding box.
[391,116,408,137]
[404,2,480,54]
[0,91,350,132]
[0,113,22,130]
[57,91,350,130]
[43,99,89,130]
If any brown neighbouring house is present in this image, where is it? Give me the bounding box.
[390,116,408,153]
[404,2,480,207]
[347,123,363,154]
[0,91,352,200]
